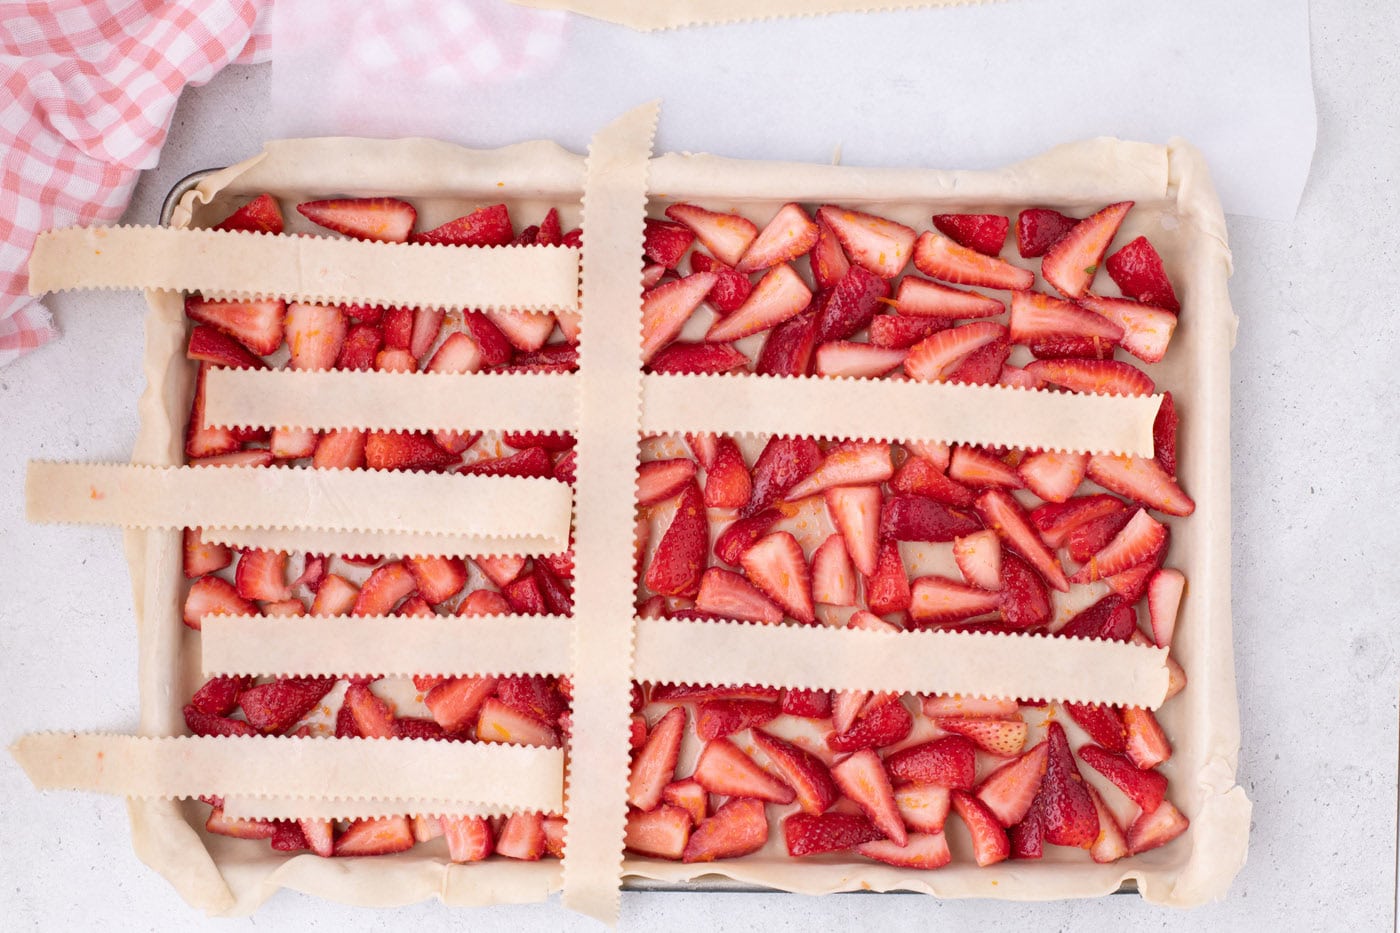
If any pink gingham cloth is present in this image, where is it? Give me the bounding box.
[0,0,273,367]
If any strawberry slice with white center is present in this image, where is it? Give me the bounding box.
[752,729,838,816]
[976,489,1069,591]
[695,568,784,624]
[284,303,346,371]
[814,341,908,378]
[891,454,973,506]
[477,697,561,748]
[234,549,291,601]
[904,321,1008,383]
[1087,454,1195,516]
[703,436,751,509]
[894,275,1004,320]
[496,812,546,861]
[637,458,698,506]
[261,598,305,617]
[424,331,482,374]
[932,213,1010,257]
[351,562,416,616]
[870,314,949,349]
[810,533,857,606]
[1123,706,1172,769]
[953,530,1001,590]
[310,574,358,616]
[183,576,255,630]
[999,365,1045,388]
[665,203,758,266]
[216,193,284,235]
[976,741,1049,826]
[645,482,709,598]
[921,694,1020,720]
[270,426,317,460]
[895,784,952,833]
[662,778,708,825]
[311,429,365,469]
[831,748,907,845]
[908,576,1001,625]
[1025,358,1155,397]
[692,737,795,804]
[706,264,812,342]
[858,831,952,869]
[298,197,416,243]
[410,308,445,359]
[205,808,276,840]
[912,231,1035,290]
[1071,508,1167,583]
[186,324,268,370]
[644,218,695,268]
[948,445,1023,489]
[950,791,1010,866]
[1017,449,1088,503]
[183,528,231,578]
[641,271,717,362]
[1040,200,1133,298]
[1079,293,1178,363]
[441,815,493,862]
[625,805,691,859]
[403,555,468,604]
[1126,798,1189,854]
[473,555,526,589]
[424,676,497,733]
[331,816,416,856]
[831,688,873,735]
[823,485,881,576]
[740,531,815,624]
[937,716,1028,757]
[1008,289,1123,348]
[736,202,819,273]
[1086,785,1129,863]
[185,296,286,355]
[649,341,749,375]
[1105,235,1180,312]
[1078,744,1168,813]
[1030,493,1129,549]
[1148,568,1186,647]
[344,683,395,738]
[682,797,769,863]
[628,706,686,810]
[787,442,892,500]
[815,205,916,278]
[483,310,555,353]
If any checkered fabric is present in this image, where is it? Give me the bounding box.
[0,0,273,366]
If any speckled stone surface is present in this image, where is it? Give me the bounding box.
[2,4,1397,929]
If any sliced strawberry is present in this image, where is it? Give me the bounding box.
[1086,785,1129,863]
[1015,208,1078,258]
[1123,706,1172,769]
[406,308,443,359]
[1031,493,1129,549]
[456,587,513,616]
[975,489,1069,591]
[755,311,817,376]
[1126,798,1188,854]
[1148,567,1186,648]
[904,322,1008,383]
[696,699,780,741]
[205,808,276,840]
[1154,390,1179,476]
[752,729,838,816]
[1025,358,1155,397]
[312,428,366,469]
[745,437,822,516]
[234,549,291,601]
[895,783,952,834]
[185,296,285,356]
[270,426,318,460]
[1105,235,1180,311]
[950,791,1010,866]
[811,533,857,606]
[641,272,717,362]
[814,341,907,378]
[624,805,691,859]
[1009,289,1122,347]
[1026,332,1115,360]
[833,686,873,735]
[458,446,553,479]
[740,531,814,623]
[284,302,346,371]
[262,598,306,617]
[186,324,267,371]
[780,688,833,719]
[441,815,494,862]
[1078,744,1167,813]
[374,347,416,372]
[913,231,1034,290]
[423,331,482,375]
[299,197,415,243]
[813,265,891,344]
[693,737,795,804]
[977,741,1049,826]
[831,748,906,844]
[945,334,1009,385]
[330,816,417,856]
[239,677,335,734]
[298,818,334,858]
[907,575,999,625]
[183,705,257,737]
[932,213,1009,257]
[880,495,980,542]
[914,439,958,469]
[827,694,913,753]
[496,675,567,724]
[644,217,695,268]
[1039,721,1099,848]
[869,313,948,349]
[810,219,851,290]
[894,275,1003,320]
[788,442,893,500]
[638,458,698,506]
[937,716,1027,757]
[343,683,395,738]
[183,576,255,630]
[483,310,554,353]
[189,449,274,467]
[183,528,231,579]
[885,735,977,790]
[1017,450,1088,503]
[695,568,783,624]
[682,797,769,863]
[351,562,416,615]
[815,205,916,278]
[891,455,974,507]
[215,193,284,235]
[920,694,1020,719]
[953,530,1001,590]
[649,341,749,375]
[783,811,882,856]
[190,674,252,717]
[713,508,783,566]
[496,812,546,861]
[863,831,955,869]
[477,697,560,747]
[403,555,467,605]
[310,574,358,615]
[628,706,686,810]
[703,436,751,509]
[1071,509,1167,583]
[688,252,753,313]
[381,307,413,350]
[998,552,1051,629]
[461,311,514,366]
[392,716,444,740]
[823,485,882,576]
[424,675,497,732]
[1065,702,1128,752]
[649,683,783,703]
[664,203,758,266]
[737,202,819,273]
[706,264,812,342]
[1066,508,1136,564]
[1078,294,1177,364]
[1087,454,1195,516]
[501,572,549,615]
[1041,200,1132,298]
[662,778,709,826]
[411,204,511,246]
[865,540,912,614]
[473,555,526,589]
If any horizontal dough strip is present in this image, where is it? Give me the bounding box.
[27,226,580,312]
[197,527,563,560]
[25,462,572,553]
[203,367,1160,457]
[200,614,1169,709]
[221,797,522,822]
[11,734,564,813]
